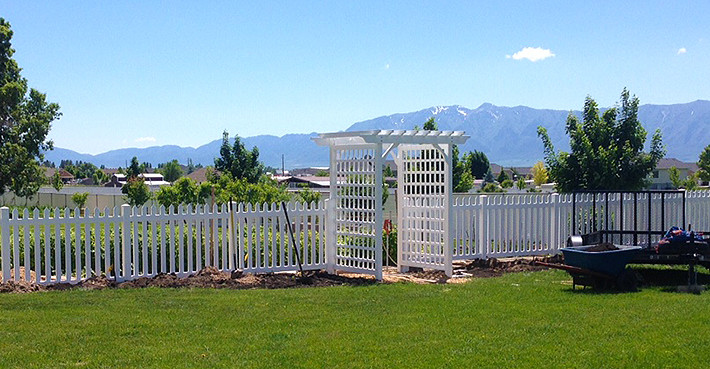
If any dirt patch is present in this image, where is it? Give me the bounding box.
[382,255,564,284]
[0,267,378,294]
[0,256,563,293]
[585,243,619,252]
[455,255,563,279]
[0,267,37,283]
[0,280,43,293]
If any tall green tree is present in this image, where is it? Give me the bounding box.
[465,150,491,179]
[452,145,473,192]
[423,117,437,130]
[0,18,61,197]
[214,130,264,183]
[497,169,509,183]
[538,88,665,191]
[159,159,184,182]
[127,156,141,179]
[51,171,63,192]
[668,166,682,189]
[698,144,710,182]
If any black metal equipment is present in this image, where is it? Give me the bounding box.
[570,190,709,291]
[571,190,686,248]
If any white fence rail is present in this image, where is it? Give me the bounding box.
[0,201,326,285]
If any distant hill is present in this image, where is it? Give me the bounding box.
[44,100,710,168]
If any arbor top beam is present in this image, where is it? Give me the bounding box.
[312,130,469,146]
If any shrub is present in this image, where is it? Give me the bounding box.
[71,192,89,208]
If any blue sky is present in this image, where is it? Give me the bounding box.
[2,1,709,154]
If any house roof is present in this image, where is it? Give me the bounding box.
[275,176,330,188]
[141,173,164,179]
[186,167,214,183]
[44,167,74,179]
[656,158,698,171]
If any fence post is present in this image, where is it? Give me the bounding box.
[477,195,487,257]
[228,201,238,270]
[120,204,131,281]
[551,193,560,252]
[443,144,453,278]
[325,198,336,274]
[1,207,10,283]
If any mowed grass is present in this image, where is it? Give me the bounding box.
[1,270,709,369]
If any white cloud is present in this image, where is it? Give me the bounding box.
[677,47,687,55]
[384,63,390,70]
[506,47,555,62]
[134,136,156,143]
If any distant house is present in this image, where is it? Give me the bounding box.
[105,174,127,187]
[290,167,329,176]
[140,173,170,186]
[78,178,96,186]
[490,164,532,180]
[275,176,330,189]
[647,158,699,189]
[104,173,170,187]
[44,168,74,184]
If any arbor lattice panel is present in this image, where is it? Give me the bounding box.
[332,147,381,276]
[397,144,451,274]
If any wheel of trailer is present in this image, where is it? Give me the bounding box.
[615,268,638,292]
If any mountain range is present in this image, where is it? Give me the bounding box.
[45,100,710,169]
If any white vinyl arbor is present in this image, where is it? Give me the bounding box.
[313,130,469,278]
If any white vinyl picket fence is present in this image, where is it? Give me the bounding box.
[0,201,326,285]
[3,191,710,285]
[451,190,710,260]
[451,194,563,259]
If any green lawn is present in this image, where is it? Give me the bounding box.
[1,270,709,368]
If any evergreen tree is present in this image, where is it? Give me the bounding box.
[465,150,491,179]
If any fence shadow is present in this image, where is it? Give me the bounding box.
[633,266,710,292]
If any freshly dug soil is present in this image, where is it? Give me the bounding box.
[455,254,563,279]
[0,267,377,294]
[1,256,565,293]
[585,243,620,252]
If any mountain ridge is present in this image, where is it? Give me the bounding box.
[44,100,710,168]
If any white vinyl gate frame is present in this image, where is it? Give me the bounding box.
[314,130,469,278]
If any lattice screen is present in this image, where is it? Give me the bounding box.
[332,146,382,277]
[397,144,451,274]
